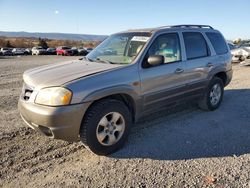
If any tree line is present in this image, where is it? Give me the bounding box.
[0,37,102,48]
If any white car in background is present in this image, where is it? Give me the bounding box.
[12,48,25,55]
[32,46,47,55]
[230,43,250,63]
[240,42,250,50]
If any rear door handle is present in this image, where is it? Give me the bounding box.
[175,68,184,74]
[206,62,214,68]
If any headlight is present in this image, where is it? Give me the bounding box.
[35,87,72,106]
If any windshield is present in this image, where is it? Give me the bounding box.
[87,32,151,64]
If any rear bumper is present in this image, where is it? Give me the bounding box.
[18,99,91,142]
[225,69,233,86]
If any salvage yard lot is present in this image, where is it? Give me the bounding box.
[0,56,250,187]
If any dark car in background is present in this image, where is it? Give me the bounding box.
[24,48,32,55]
[71,47,79,56]
[86,48,93,53]
[46,47,56,55]
[77,47,88,56]
[1,48,13,56]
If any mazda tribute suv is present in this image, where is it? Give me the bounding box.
[18,25,232,155]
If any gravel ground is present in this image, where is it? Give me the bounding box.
[0,56,250,187]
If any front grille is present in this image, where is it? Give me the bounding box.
[22,83,34,101]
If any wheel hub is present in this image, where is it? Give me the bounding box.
[210,83,222,106]
[96,112,125,146]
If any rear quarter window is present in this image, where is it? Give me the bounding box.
[206,32,228,55]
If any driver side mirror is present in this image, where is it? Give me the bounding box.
[147,55,164,67]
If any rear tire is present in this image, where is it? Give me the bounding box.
[198,77,224,111]
[80,99,132,155]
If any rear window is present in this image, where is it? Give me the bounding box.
[206,32,228,55]
[183,32,209,60]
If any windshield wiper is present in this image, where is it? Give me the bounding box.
[95,58,115,64]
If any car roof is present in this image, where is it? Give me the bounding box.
[116,24,219,34]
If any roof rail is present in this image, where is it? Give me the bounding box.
[171,25,214,29]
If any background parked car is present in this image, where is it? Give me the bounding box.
[32,46,47,55]
[56,46,73,56]
[230,44,250,63]
[24,48,32,55]
[86,47,93,53]
[71,47,79,56]
[46,47,56,55]
[12,48,25,55]
[239,42,250,50]
[0,47,13,56]
[77,47,88,56]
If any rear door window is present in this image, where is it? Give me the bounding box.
[183,32,209,60]
[206,32,228,55]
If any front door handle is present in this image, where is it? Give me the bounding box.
[175,68,184,74]
[206,62,214,68]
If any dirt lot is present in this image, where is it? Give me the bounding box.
[0,56,250,187]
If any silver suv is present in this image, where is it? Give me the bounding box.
[18,25,232,155]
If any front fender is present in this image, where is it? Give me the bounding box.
[82,85,139,102]
[81,85,143,122]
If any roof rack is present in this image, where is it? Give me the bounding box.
[171,25,214,29]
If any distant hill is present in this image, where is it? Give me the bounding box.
[0,31,108,41]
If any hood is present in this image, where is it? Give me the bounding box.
[23,59,120,88]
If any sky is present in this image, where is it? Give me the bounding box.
[0,0,249,39]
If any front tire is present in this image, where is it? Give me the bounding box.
[80,99,132,155]
[198,77,224,111]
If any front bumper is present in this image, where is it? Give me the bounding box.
[18,99,91,142]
